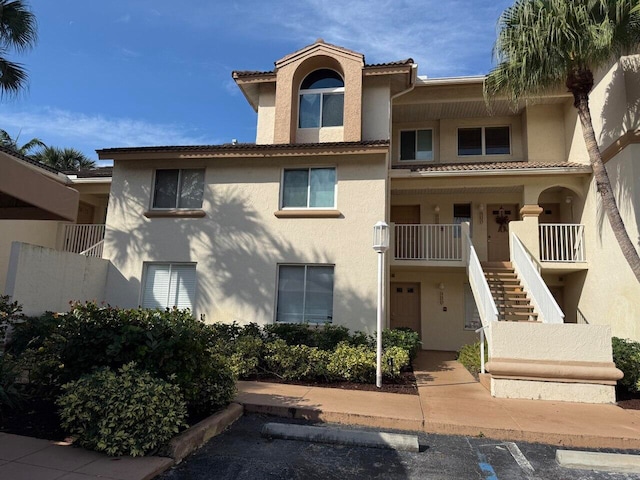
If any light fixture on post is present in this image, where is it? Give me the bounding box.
[372,221,389,389]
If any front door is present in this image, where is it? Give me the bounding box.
[390,282,421,338]
[487,204,518,261]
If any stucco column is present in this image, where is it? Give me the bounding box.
[509,205,542,260]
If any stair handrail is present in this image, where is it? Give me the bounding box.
[79,239,104,258]
[465,228,499,329]
[511,233,564,324]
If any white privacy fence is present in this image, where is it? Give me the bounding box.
[512,233,564,324]
[63,224,105,257]
[539,224,585,262]
[394,224,463,261]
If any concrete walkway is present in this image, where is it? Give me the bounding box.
[0,433,173,480]
[4,350,640,479]
[237,350,640,450]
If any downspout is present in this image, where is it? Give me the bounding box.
[383,64,417,330]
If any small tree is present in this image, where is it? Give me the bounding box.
[32,146,96,171]
[485,0,640,282]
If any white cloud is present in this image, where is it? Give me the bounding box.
[0,107,216,158]
[165,0,510,77]
[116,13,131,23]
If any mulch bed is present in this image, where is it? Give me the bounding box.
[252,370,418,395]
[0,398,68,442]
[615,387,640,410]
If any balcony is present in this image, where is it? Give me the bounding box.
[539,224,585,263]
[62,224,105,258]
[391,223,468,267]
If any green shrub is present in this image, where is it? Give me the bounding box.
[612,337,640,393]
[0,295,24,346]
[315,325,352,350]
[0,353,24,414]
[457,341,487,375]
[382,346,410,378]
[46,303,235,413]
[57,363,187,457]
[349,331,372,347]
[382,328,421,361]
[264,339,330,381]
[6,312,60,355]
[15,335,66,400]
[263,323,318,346]
[229,335,264,379]
[327,342,376,383]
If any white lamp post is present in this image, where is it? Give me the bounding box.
[373,221,389,388]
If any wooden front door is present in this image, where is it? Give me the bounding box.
[487,204,518,261]
[391,205,420,224]
[390,282,421,338]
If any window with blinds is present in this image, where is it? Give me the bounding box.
[276,265,334,323]
[141,263,196,310]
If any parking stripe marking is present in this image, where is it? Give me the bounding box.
[505,442,535,475]
[476,450,499,480]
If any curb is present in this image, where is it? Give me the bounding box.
[164,402,244,462]
[242,403,422,432]
[261,422,420,452]
[240,401,640,450]
[556,450,640,474]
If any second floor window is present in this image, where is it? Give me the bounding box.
[152,169,205,209]
[400,129,433,161]
[458,126,511,156]
[282,167,336,208]
[299,69,344,128]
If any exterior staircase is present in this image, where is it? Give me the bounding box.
[482,262,538,322]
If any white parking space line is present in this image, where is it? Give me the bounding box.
[505,442,535,475]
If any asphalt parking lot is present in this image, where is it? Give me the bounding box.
[159,414,640,479]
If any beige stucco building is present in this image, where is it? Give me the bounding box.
[4,41,638,403]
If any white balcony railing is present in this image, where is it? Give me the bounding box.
[512,233,564,324]
[394,224,464,261]
[62,224,105,257]
[539,224,585,262]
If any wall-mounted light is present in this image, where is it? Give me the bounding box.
[479,203,485,224]
[434,205,440,224]
[438,282,445,305]
[566,195,574,221]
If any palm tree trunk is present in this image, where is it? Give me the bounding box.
[575,92,640,283]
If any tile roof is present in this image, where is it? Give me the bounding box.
[232,59,414,79]
[97,140,390,156]
[64,167,113,178]
[0,145,62,174]
[393,161,592,172]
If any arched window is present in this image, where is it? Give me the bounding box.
[299,69,344,128]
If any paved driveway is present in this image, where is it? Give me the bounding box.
[159,414,640,480]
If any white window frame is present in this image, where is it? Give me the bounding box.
[457,126,511,157]
[298,69,345,129]
[280,166,337,209]
[140,262,197,311]
[151,168,205,210]
[275,263,335,324]
[399,128,434,162]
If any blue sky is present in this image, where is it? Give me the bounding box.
[0,0,513,165]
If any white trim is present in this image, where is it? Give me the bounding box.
[280,166,337,209]
[389,166,592,178]
[399,128,434,162]
[140,262,198,310]
[150,168,205,210]
[457,126,511,157]
[274,263,336,324]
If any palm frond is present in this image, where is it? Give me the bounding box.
[0,54,27,98]
[0,0,37,51]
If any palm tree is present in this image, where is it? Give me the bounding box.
[0,0,37,97]
[32,146,96,171]
[0,128,44,154]
[485,0,640,283]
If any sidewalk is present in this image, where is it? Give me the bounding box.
[237,350,640,450]
[0,433,173,480]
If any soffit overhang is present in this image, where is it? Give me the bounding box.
[97,140,390,161]
[0,151,79,221]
